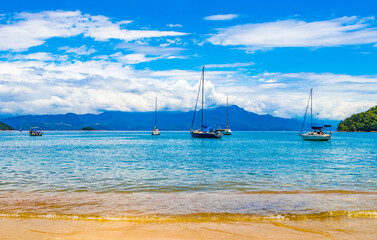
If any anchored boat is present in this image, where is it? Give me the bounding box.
[223,97,232,135]
[299,89,331,141]
[151,97,160,135]
[29,127,43,136]
[190,66,222,139]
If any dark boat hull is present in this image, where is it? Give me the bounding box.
[191,131,222,138]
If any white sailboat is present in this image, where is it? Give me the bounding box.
[299,89,331,141]
[151,97,160,135]
[223,97,232,135]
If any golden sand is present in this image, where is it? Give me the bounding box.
[0,217,376,240]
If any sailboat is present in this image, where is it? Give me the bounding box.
[299,88,331,141]
[223,97,232,135]
[190,66,222,138]
[151,97,160,135]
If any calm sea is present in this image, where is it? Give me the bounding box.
[0,131,376,221]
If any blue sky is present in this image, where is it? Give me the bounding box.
[1,0,377,120]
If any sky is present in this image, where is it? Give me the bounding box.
[1,0,377,120]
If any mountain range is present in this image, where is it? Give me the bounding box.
[0,105,338,131]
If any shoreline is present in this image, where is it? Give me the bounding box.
[1,216,376,240]
[1,210,377,223]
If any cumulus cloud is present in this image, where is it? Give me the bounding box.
[204,14,239,21]
[0,55,375,120]
[0,10,188,51]
[216,72,377,120]
[208,16,377,51]
[0,59,229,116]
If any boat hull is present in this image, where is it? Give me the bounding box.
[29,133,43,136]
[300,134,330,141]
[191,131,222,138]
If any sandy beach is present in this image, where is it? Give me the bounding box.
[1,217,376,240]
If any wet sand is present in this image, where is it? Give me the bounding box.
[1,217,376,240]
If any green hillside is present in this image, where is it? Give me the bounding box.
[0,121,14,130]
[338,106,377,132]
[80,126,96,131]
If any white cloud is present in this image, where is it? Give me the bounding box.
[110,52,162,64]
[204,14,239,21]
[116,42,185,56]
[0,10,188,51]
[0,59,230,115]
[59,46,97,55]
[216,72,377,120]
[13,52,55,61]
[208,16,377,51]
[206,62,255,68]
[167,24,182,28]
[0,56,375,120]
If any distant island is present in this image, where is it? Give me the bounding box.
[80,126,96,131]
[0,122,14,131]
[338,106,377,132]
[0,105,338,131]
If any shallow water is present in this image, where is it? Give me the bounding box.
[0,131,376,219]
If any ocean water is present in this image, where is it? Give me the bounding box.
[0,131,376,221]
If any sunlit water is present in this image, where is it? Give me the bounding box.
[0,131,376,220]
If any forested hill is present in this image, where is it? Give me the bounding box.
[338,106,377,132]
[0,122,14,130]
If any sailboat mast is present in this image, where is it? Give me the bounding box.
[201,66,204,131]
[155,97,157,127]
[310,88,313,129]
[226,97,229,128]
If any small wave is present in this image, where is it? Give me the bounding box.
[1,210,376,223]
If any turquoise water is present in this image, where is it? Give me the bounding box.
[0,131,376,218]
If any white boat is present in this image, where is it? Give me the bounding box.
[223,97,232,135]
[300,127,331,141]
[223,129,232,135]
[151,97,160,135]
[152,126,160,135]
[299,89,331,141]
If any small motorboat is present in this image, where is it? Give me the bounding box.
[29,127,43,136]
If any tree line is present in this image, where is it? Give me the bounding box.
[338,106,377,132]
